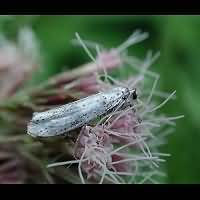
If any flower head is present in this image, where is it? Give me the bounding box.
[74,125,113,181]
[0,144,26,184]
[0,27,40,100]
[47,30,184,184]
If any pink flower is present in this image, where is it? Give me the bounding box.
[0,27,39,100]
[96,50,121,71]
[106,108,142,145]
[0,144,26,184]
[73,123,140,183]
[72,75,101,95]
[47,31,183,184]
[111,154,130,172]
[74,126,113,180]
[49,50,122,90]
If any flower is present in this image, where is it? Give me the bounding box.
[74,125,138,184]
[46,30,184,184]
[0,144,26,184]
[74,125,113,182]
[0,27,40,100]
[69,75,101,95]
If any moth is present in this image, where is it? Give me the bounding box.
[27,87,137,137]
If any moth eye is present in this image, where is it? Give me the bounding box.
[132,89,138,100]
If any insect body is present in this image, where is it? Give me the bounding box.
[27,87,134,137]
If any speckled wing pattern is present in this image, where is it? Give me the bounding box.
[27,87,130,137]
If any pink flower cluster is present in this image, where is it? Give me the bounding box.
[47,31,183,184]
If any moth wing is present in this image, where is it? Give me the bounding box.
[31,103,80,122]
[27,116,73,137]
[48,116,73,128]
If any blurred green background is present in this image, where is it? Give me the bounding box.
[0,15,200,183]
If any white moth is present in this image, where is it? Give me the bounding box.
[27,87,137,137]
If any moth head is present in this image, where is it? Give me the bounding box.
[113,87,130,100]
[131,88,137,100]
